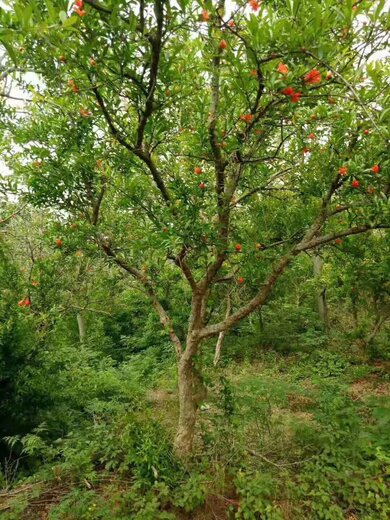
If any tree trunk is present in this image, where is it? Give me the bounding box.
[213,330,226,366]
[76,312,86,344]
[313,254,329,331]
[365,315,387,347]
[174,358,198,456]
[214,294,231,366]
[174,344,207,456]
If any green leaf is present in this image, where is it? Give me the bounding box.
[62,15,79,28]
[0,39,18,65]
[58,11,67,24]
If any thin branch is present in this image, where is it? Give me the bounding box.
[297,224,390,252]
[90,81,172,204]
[100,242,183,357]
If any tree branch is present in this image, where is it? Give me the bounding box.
[136,0,164,149]
[296,224,390,252]
[90,81,172,204]
[100,242,182,357]
[199,254,294,338]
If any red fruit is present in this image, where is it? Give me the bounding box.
[228,20,235,27]
[56,239,63,248]
[309,133,315,140]
[326,71,333,80]
[371,164,380,174]
[237,277,244,284]
[18,299,26,307]
[194,166,202,175]
[277,63,289,75]
[199,182,206,190]
[363,129,369,135]
[219,40,228,50]
[201,10,210,21]
[351,180,360,188]
[235,244,242,251]
[281,86,294,96]
[338,166,348,176]
[304,69,321,84]
[303,147,310,154]
[334,238,343,245]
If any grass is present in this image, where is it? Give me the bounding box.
[1,345,389,519]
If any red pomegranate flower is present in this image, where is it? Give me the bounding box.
[277,63,289,75]
[73,0,86,16]
[304,69,321,84]
[281,86,294,96]
[201,10,209,22]
[371,164,380,174]
[219,40,228,50]
[240,114,253,123]
[290,91,302,103]
[249,0,260,12]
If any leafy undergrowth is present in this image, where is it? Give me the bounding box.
[1,348,389,520]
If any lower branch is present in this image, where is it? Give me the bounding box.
[200,254,294,339]
[297,224,390,252]
[100,242,182,357]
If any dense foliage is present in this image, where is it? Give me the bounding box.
[0,0,389,518]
